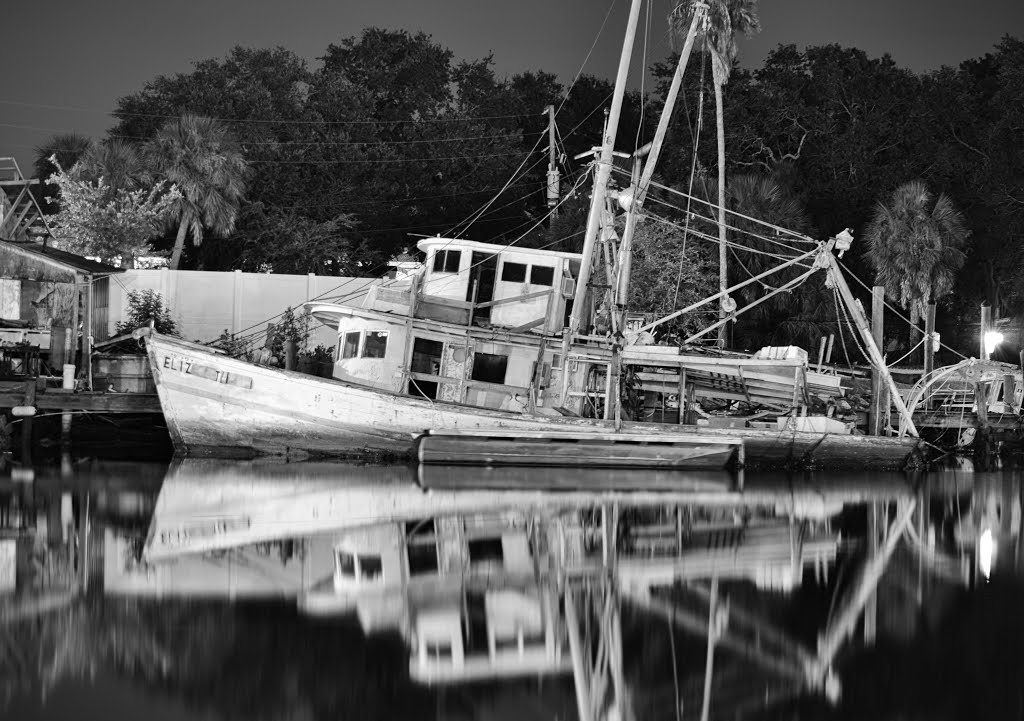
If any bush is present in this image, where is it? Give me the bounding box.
[114,290,179,337]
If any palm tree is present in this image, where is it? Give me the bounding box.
[76,139,151,195]
[146,114,249,269]
[718,173,813,348]
[865,179,970,349]
[670,0,760,346]
[33,133,91,180]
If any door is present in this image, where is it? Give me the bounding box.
[408,337,444,399]
[467,252,497,326]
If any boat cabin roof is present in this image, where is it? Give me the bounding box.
[416,237,582,263]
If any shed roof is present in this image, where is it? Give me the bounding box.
[0,240,125,278]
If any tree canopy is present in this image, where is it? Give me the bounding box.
[28,26,1024,355]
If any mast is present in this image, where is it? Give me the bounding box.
[566,0,645,339]
[614,1,708,316]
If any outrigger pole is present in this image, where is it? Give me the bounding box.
[822,250,920,438]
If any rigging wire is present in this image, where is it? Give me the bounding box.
[672,45,707,309]
[644,211,812,263]
[633,0,651,156]
[554,0,619,117]
[444,131,549,237]
[625,172,815,256]
[837,258,969,362]
[617,169,820,245]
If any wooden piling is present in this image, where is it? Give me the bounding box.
[22,379,35,464]
[923,303,936,410]
[868,286,887,436]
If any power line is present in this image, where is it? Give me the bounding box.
[0,98,538,125]
[248,151,527,165]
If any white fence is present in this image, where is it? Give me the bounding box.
[94,268,378,350]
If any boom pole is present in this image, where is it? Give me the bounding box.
[825,251,919,437]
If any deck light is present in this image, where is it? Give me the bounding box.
[984,331,1004,356]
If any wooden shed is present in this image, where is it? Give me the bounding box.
[0,239,124,386]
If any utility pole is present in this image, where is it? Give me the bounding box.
[545,105,560,217]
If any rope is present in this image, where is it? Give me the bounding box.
[887,338,926,368]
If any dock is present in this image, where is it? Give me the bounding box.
[0,379,162,414]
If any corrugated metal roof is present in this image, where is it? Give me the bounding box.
[0,240,125,276]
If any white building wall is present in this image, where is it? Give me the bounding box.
[97,268,379,347]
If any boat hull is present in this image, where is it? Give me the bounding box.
[145,333,922,469]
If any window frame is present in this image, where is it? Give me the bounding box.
[341,331,361,360]
[362,330,389,359]
[529,264,555,286]
[500,261,528,283]
[432,249,462,274]
[470,352,508,384]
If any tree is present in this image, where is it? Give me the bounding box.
[671,0,760,346]
[75,139,151,194]
[44,157,180,266]
[33,133,92,212]
[628,218,718,339]
[865,180,970,341]
[232,203,364,275]
[146,114,249,269]
[715,173,814,349]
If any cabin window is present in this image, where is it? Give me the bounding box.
[530,265,554,286]
[360,554,384,581]
[468,537,504,564]
[425,641,453,663]
[337,549,384,582]
[363,331,388,359]
[471,353,508,384]
[406,520,439,575]
[501,262,527,283]
[433,249,462,273]
[341,331,360,360]
[336,550,357,578]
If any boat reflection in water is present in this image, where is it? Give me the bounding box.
[8,458,1019,720]
[121,459,914,717]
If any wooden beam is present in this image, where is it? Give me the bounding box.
[475,288,553,309]
[0,391,162,413]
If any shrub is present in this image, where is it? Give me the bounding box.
[114,290,179,337]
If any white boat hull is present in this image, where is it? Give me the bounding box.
[145,333,922,469]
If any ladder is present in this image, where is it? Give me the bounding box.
[0,157,53,242]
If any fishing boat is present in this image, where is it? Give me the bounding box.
[142,2,924,470]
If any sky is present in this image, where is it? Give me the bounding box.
[2,0,1021,176]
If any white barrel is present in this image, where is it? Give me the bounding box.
[62,364,76,390]
[11,406,36,417]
